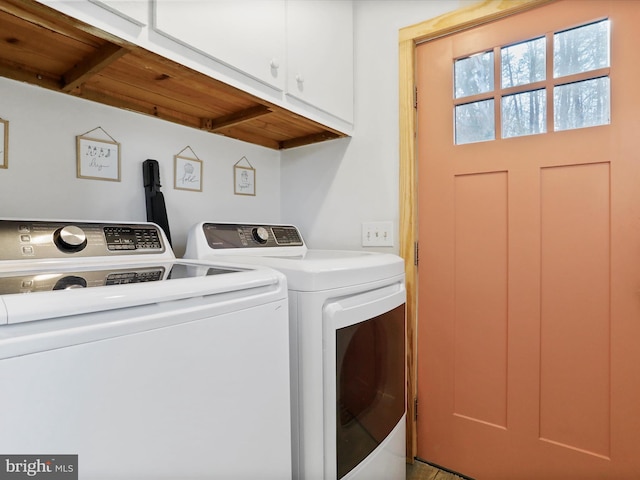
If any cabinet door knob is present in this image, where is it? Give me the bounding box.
[296,74,305,83]
[270,58,280,69]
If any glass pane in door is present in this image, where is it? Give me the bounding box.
[501,37,546,88]
[455,99,495,145]
[502,89,546,138]
[554,77,610,131]
[554,20,610,78]
[454,51,494,98]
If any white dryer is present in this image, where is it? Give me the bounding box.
[0,219,291,480]
[185,222,406,480]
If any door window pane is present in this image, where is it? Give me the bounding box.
[502,89,546,138]
[501,37,546,88]
[554,20,610,78]
[455,99,495,145]
[455,51,494,98]
[554,77,610,131]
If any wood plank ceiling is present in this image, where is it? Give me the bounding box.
[0,0,347,150]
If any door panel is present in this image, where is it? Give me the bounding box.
[539,163,611,459]
[453,171,508,430]
[416,1,640,478]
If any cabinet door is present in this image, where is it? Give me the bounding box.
[37,0,148,36]
[286,0,353,123]
[153,0,286,91]
[88,0,148,26]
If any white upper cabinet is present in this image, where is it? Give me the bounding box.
[35,0,354,132]
[286,0,354,124]
[88,0,148,26]
[152,0,287,92]
[37,0,147,40]
[151,0,353,124]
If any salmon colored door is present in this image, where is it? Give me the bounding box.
[416,1,640,479]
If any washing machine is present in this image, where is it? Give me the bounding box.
[0,218,291,480]
[184,222,406,480]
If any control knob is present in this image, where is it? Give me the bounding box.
[53,275,88,290]
[252,226,269,245]
[54,225,88,253]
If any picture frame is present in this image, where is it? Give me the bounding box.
[234,159,256,196]
[76,135,121,181]
[174,154,203,192]
[0,118,8,169]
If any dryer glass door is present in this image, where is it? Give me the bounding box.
[336,304,405,478]
[325,281,406,479]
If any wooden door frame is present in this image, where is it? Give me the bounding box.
[398,0,556,461]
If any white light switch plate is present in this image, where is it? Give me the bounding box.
[362,221,394,247]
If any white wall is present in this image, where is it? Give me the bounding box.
[281,1,470,252]
[0,77,281,256]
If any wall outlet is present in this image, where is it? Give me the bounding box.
[362,221,394,247]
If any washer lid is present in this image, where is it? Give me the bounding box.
[0,260,286,325]
[185,222,406,291]
[196,249,405,291]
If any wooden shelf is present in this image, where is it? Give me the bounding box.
[0,0,347,149]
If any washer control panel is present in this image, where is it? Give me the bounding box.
[202,223,304,249]
[0,266,166,294]
[0,263,238,295]
[0,220,166,260]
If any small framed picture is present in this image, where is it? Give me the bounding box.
[234,165,256,196]
[174,154,203,192]
[0,118,8,169]
[76,136,120,181]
